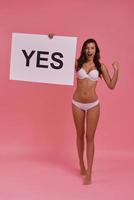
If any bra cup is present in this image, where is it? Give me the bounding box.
[77,68,88,79]
[88,70,99,81]
[77,68,99,81]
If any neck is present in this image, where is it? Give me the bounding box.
[87,58,94,63]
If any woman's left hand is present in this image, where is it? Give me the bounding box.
[48,33,55,39]
[112,61,119,71]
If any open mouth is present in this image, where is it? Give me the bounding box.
[87,53,92,57]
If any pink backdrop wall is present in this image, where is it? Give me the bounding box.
[0,0,134,158]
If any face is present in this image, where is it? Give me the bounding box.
[85,42,96,60]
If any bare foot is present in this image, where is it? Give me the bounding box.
[83,174,92,185]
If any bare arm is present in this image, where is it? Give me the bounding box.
[101,61,119,89]
[75,59,78,70]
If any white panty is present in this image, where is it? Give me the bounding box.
[72,99,99,111]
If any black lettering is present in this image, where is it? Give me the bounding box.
[50,52,63,69]
[22,50,36,66]
[36,51,49,68]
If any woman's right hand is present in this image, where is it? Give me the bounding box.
[48,33,55,39]
[112,61,119,71]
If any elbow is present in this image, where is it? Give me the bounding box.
[106,79,117,90]
[108,85,115,90]
[110,87,115,90]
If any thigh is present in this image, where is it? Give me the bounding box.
[86,104,100,138]
[72,103,85,136]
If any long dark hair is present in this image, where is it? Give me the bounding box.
[77,38,102,76]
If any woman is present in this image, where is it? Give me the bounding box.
[72,38,119,185]
[48,35,119,185]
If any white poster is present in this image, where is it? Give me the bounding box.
[10,33,77,85]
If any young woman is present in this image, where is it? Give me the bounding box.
[72,38,119,185]
[48,35,119,185]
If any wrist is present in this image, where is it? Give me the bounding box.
[114,68,119,72]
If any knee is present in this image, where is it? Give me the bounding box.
[86,133,94,143]
[77,132,85,140]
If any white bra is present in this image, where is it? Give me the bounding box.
[77,68,99,81]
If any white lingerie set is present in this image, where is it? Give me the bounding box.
[72,68,99,111]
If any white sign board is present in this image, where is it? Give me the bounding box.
[10,33,77,85]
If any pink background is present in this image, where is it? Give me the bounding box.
[0,0,134,159]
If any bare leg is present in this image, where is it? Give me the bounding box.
[83,104,100,185]
[72,104,86,175]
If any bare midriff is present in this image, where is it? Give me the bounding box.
[73,78,98,103]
